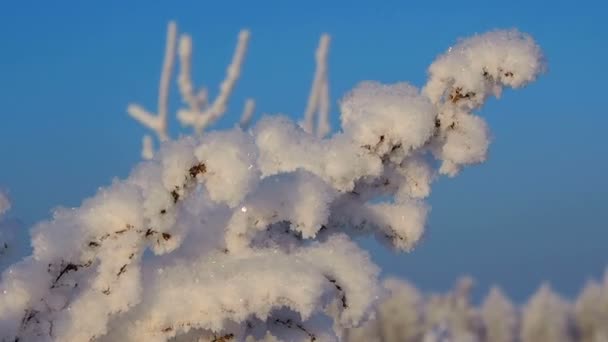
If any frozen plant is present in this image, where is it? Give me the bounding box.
[520,284,574,342]
[0,23,544,342]
[345,274,608,342]
[127,21,256,159]
[481,286,518,342]
[344,278,423,342]
[423,277,483,342]
[574,271,608,342]
[129,22,331,159]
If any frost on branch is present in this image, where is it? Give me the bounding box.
[129,22,255,159]
[127,22,177,146]
[176,29,251,134]
[302,34,331,138]
[423,30,544,176]
[239,98,256,131]
[0,26,544,341]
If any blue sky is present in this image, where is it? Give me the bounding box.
[0,0,606,302]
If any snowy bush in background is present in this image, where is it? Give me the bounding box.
[0,22,545,341]
[575,275,608,342]
[345,272,608,342]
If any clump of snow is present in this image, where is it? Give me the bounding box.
[255,115,383,192]
[424,29,545,108]
[341,82,436,157]
[424,30,545,176]
[195,129,260,207]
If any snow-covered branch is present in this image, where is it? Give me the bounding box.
[423,30,545,176]
[1,25,545,341]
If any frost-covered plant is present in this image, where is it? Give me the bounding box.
[0,23,544,342]
[520,284,574,342]
[346,278,486,342]
[128,22,255,159]
[344,278,423,342]
[574,273,608,342]
[128,22,331,159]
[346,274,608,342]
[481,286,518,342]
[423,277,484,342]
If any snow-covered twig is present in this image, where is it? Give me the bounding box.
[128,21,177,158]
[176,34,201,114]
[142,135,155,160]
[239,98,255,130]
[303,34,331,138]
[177,29,251,134]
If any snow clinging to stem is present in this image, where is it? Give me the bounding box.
[0,24,544,342]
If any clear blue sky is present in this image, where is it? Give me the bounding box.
[0,0,606,302]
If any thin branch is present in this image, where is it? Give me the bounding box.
[157,21,177,139]
[141,135,154,160]
[127,21,177,157]
[274,319,317,341]
[239,98,255,130]
[207,30,250,126]
[177,29,251,134]
[317,77,330,138]
[177,34,203,113]
[302,34,331,137]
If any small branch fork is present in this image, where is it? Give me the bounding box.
[127,21,331,159]
[128,21,254,159]
[176,29,252,134]
[128,22,333,159]
[127,21,177,149]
